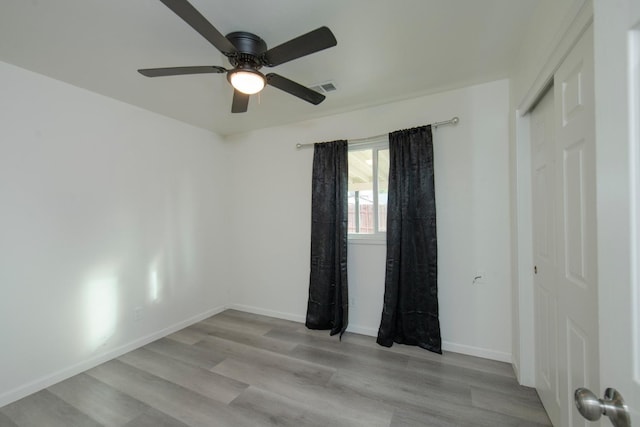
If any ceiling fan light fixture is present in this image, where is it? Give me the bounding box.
[228,69,265,95]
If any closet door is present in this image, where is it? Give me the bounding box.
[531,86,561,426]
[532,24,598,427]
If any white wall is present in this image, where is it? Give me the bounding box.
[0,61,231,406]
[226,79,513,362]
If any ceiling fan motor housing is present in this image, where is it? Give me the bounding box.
[226,31,267,68]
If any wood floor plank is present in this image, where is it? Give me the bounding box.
[0,390,102,427]
[407,357,534,396]
[203,345,335,390]
[390,404,550,427]
[47,372,148,427]
[391,407,468,427]
[230,385,388,427]
[265,327,411,368]
[328,369,471,410]
[122,407,190,427]
[198,315,273,336]
[433,351,518,378]
[142,337,226,370]
[214,310,301,331]
[289,344,470,405]
[0,411,19,427]
[213,357,394,426]
[210,356,329,394]
[310,327,517,379]
[196,335,335,386]
[470,385,552,425]
[165,327,209,345]
[292,322,518,379]
[329,369,549,426]
[118,347,247,404]
[87,359,255,427]
[199,322,297,355]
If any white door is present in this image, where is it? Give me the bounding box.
[591,0,640,424]
[530,3,639,425]
[553,24,600,427]
[531,87,561,426]
[531,24,600,427]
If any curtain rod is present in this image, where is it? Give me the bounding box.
[295,116,459,150]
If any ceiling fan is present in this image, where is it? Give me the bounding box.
[138,0,337,113]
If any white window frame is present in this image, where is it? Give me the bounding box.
[348,136,389,244]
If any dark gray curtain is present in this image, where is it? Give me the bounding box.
[305,140,349,337]
[377,125,441,353]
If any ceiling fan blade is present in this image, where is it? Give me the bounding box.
[262,27,337,67]
[231,90,249,113]
[159,0,236,55]
[266,73,325,105]
[138,66,226,77]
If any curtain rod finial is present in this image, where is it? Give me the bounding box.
[452,116,459,125]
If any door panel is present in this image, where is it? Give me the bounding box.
[530,3,639,424]
[531,24,597,427]
[566,320,589,426]
[554,24,598,427]
[563,141,588,287]
[532,86,561,426]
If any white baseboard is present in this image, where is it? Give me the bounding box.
[225,305,376,338]
[227,304,512,363]
[347,327,512,363]
[345,323,378,337]
[441,341,512,363]
[0,305,226,408]
[226,303,306,323]
[226,304,378,337]
[512,358,522,382]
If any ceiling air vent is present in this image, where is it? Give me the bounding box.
[310,81,337,94]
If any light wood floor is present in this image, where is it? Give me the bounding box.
[0,310,551,426]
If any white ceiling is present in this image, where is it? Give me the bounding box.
[0,0,539,136]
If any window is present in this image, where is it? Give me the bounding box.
[348,138,389,240]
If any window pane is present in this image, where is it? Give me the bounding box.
[377,148,389,232]
[348,149,374,234]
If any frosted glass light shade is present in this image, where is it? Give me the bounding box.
[229,70,265,94]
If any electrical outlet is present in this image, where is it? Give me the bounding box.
[134,306,143,321]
